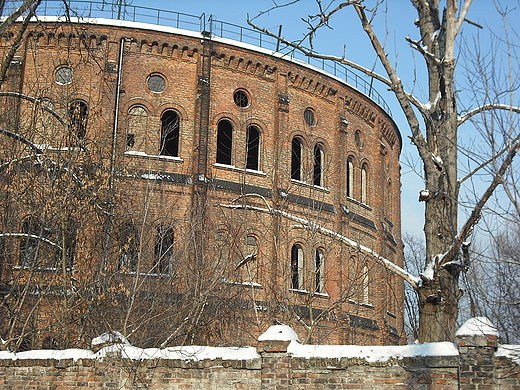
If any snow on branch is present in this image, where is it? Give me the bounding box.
[0,128,44,154]
[216,201,421,289]
[458,103,520,126]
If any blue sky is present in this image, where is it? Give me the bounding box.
[134,0,516,237]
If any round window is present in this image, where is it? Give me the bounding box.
[55,66,73,85]
[147,74,166,93]
[234,89,249,108]
[304,108,316,126]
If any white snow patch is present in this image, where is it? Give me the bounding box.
[287,341,459,362]
[456,317,499,337]
[0,345,259,362]
[496,345,520,365]
[258,325,299,342]
[0,349,94,361]
[92,331,130,348]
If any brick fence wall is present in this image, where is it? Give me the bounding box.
[0,330,519,390]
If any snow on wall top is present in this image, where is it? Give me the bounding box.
[258,325,300,342]
[287,341,459,363]
[456,317,499,337]
[496,345,520,365]
[0,345,260,362]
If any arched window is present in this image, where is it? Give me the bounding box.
[291,244,304,290]
[347,156,354,198]
[361,162,368,204]
[60,219,77,269]
[314,248,325,293]
[127,105,148,148]
[216,120,233,165]
[362,265,370,304]
[237,234,259,282]
[291,137,303,181]
[313,143,324,186]
[20,216,43,266]
[154,225,174,274]
[160,110,179,156]
[246,125,260,171]
[68,99,88,139]
[117,221,139,272]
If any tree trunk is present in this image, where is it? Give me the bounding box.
[418,267,462,343]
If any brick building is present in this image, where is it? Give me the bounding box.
[0,5,403,350]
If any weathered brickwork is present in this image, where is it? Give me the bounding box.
[0,17,403,348]
[0,334,518,389]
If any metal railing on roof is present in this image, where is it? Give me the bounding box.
[3,0,391,114]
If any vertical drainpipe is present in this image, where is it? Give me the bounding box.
[99,37,125,280]
[110,37,125,191]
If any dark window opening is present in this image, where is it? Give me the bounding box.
[154,225,174,274]
[246,125,260,170]
[291,137,302,181]
[314,248,324,293]
[234,90,249,108]
[60,219,77,269]
[216,120,233,165]
[160,110,179,156]
[68,100,88,139]
[313,143,324,186]
[304,108,315,126]
[20,216,44,266]
[126,134,135,148]
[291,244,303,290]
[118,221,139,272]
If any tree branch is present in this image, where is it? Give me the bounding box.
[458,103,520,126]
[216,200,421,289]
[442,138,520,265]
[0,233,62,250]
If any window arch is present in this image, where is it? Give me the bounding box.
[117,221,139,272]
[246,125,260,171]
[154,225,174,274]
[314,248,325,293]
[68,99,88,139]
[347,156,354,198]
[291,137,303,181]
[216,119,233,165]
[313,143,324,186]
[160,110,179,156]
[361,162,368,204]
[291,243,304,290]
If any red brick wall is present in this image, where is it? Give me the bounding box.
[0,335,519,389]
[0,19,404,348]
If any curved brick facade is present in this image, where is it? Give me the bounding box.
[0,17,403,349]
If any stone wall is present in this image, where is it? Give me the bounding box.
[0,327,519,390]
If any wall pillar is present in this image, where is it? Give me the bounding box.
[456,317,499,390]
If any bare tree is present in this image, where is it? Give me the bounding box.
[463,227,520,343]
[248,0,520,342]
